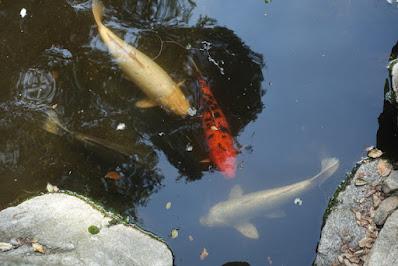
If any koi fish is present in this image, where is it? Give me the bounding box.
[92,0,191,117]
[200,157,340,239]
[200,78,237,178]
[42,110,140,161]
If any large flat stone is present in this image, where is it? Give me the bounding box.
[0,193,173,266]
[365,209,398,266]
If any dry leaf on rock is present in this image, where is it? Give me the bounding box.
[377,160,392,177]
[0,242,13,252]
[355,178,368,186]
[368,148,383,159]
[32,243,45,254]
[200,248,209,260]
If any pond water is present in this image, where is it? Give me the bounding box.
[1,0,398,265]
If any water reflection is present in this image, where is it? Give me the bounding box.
[130,27,264,180]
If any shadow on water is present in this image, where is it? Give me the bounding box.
[377,41,398,159]
[0,0,264,219]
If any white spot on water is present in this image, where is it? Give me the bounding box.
[294,198,303,206]
[186,144,193,152]
[20,8,27,18]
[116,123,126,131]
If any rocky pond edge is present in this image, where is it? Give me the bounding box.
[315,148,398,266]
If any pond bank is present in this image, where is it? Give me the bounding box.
[315,150,398,266]
[0,192,173,266]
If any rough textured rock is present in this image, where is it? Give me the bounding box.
[373,196,398,226]
[0,193,173,266]
[315,160,382,266]
[382,170,398,194]
[365,209,398,266]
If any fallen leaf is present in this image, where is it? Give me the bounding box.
[377,160,392,177]
[46,183,59,193]
[355,178,368,186]
[368,148,383,159]
[32,243,45,254]
[165,202,172,210]
[188,235,194,241]
[200,248,209,260]
[104,171,121,181]
[0,242,13,252]
[170,229,179,239]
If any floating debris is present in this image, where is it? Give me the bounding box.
[200,248,209,260]
[46,183,59,193]
[170,229,179,239]
[187,107,197,116]
[377,159,392,177]
[294,198,303,206]
[210,126,218,131]
[0,242,13,252]
[186,144,193,152]
[165,202,172,210]
[104,171,121,181]
[188,235,194,241]
[116,123,126,131]
[32,243,45,254]
[158,132,165,136]
[367,148,383,159]
[20,8,27,18]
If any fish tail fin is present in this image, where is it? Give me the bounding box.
[311,157,340,185]
[92,0,104,26]
[42,110,70,136]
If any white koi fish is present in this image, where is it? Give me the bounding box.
[200,157,340,239]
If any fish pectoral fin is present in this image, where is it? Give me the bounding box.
[229,185,244,199]
[135,98,158,108]
[265,209,286,219]
[234,222,259,239]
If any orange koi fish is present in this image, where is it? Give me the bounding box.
[199,78,237,178]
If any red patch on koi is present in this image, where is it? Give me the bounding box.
[199,78,237,178]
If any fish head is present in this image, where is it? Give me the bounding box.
[158,85,191,117]
[199,205,226,227]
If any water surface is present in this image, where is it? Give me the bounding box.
[0,0,398,265]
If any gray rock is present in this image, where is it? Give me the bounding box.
[382,170,398,194]
[0,193,173,266]
[373,196,398,226]
[365,209,398,266]
[315,160,382,266]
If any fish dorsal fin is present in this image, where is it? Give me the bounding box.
[229,185,244,199]
[135,98,158,108]
[234,222,259,239]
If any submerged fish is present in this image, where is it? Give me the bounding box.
[42,110,137,160]
[199,77,237,178]
[92,0,191,116]
[199,157,340,239]
[190,57,237,178]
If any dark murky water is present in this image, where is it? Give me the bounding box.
[1,0,398,265]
